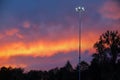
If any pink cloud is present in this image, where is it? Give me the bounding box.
[5,28,19,36]
[0,34,4,39]
[23,21,31,28]
[16,33,24,39]
[99,0,120,20]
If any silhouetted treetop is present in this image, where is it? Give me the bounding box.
[80,61,89,71]
[93,30,120,64]
[64,61,73,72]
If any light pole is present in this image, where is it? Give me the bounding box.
[75,6,85,80]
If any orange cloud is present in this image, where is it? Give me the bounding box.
[0,31,97,58]
[0,39,77,58]
[99,0,120,20]
[82,32,98,53]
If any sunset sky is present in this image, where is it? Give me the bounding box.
[0,0,120,70]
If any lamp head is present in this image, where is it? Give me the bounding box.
[75,6,85,12]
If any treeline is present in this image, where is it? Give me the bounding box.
[0,30,120,80]
[0,61,78,80]
[1,60,120,80]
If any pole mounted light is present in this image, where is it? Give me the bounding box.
[75,6,85,12]
[75,6,85,80]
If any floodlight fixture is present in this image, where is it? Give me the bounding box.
[75,6,85,12]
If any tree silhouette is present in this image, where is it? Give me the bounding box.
[64,61,73,72]
[48,67,59,80]
[10,68,25,80]
[57,61,75,80]
[93,30,120,64]
[80,61,89,71]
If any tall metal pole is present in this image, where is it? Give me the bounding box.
[75,6,85,80]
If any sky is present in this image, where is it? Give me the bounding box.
[0,0,120,71]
